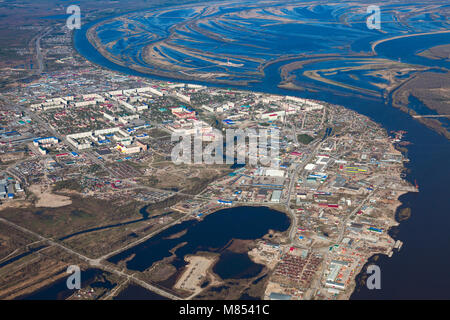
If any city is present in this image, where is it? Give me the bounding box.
[0,0,449,308]
[0,70,415,300]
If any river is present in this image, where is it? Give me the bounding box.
[73,13,450,299]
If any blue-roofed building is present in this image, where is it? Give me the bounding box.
[269,292,292,300]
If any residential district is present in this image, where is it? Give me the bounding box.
[0,63,416,300]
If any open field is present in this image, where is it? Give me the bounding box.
[29,184,72,208]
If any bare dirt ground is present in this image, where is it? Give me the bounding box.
[0,200,31,211]
[174,254,219,296]
[29,184,72,208]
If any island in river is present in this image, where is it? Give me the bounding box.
[83,0,450,139]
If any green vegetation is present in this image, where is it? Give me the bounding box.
[149,128,170,138]
[86,164,102,174]
[144,195,188,211]
[70,210,93,219]
[53,179,83,192]
[183,176,217,195]
[124,160,146,170]
[297,134,314,145]
[144,176,159,187]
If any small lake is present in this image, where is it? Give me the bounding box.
[213,251,264,280]
[108,206,290,276]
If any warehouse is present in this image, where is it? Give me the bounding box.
[271,190,282,202]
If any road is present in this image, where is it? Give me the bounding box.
[0,217,181,300]
[95,212,188,262]
[33,27,52,76]
[285,138,325,243]
[336,190,375,244]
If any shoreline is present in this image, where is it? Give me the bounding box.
[46,9,418,299]
[343,188,410,300]
[73,10,450,141]
[371,30,450,54]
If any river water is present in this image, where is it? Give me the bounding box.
[73,15,450,299]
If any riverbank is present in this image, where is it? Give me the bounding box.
[45,2,450,299]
